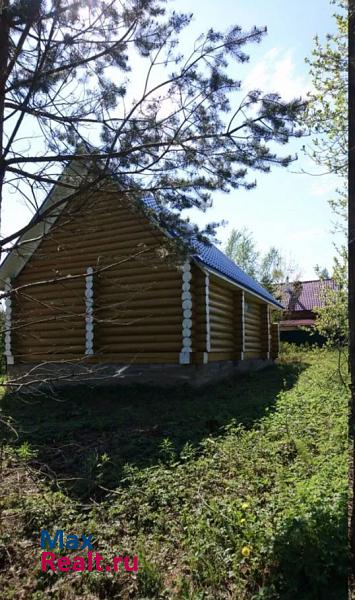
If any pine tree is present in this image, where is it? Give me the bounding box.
[0,0,305,253]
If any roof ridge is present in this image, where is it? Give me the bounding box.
[280,278,334,285]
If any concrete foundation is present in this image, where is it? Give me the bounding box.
[7,359,274,389]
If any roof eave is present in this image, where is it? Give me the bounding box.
[0,160,89,290]
[194,258,284,309]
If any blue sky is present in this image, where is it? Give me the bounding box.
[171,0,344,279]
[3,0,342,280]
[172,0,342,279]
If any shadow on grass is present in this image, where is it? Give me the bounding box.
[261,502,347,600]
[0,360,307,500]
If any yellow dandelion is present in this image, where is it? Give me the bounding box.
[241,502,249,510]
[241,545,251,557]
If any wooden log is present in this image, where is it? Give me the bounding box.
[29,250,157,269]
[13,325,85,337]
[96,342,181,352]
[56,214,148,230]
[244,314,261,323]
[24,260,173,278]
[13,308,85,320]
[39,238,152,258]
[98,277,180,290]
[245,329,261,337]
[22,255,172,274]
[15,344,84,353]
[47,223,153,245]
[244,322,261,332]
[210,332,234,342]
[95,307,181,318]
[97,328,181,339]
[209,294,234,309]
[94,290,181,306]
[245,341,262,349]
[14,352,181,364]
[245,326,261,335]
[245,345,262,351]
[210,287,236,300]
[13,300,85,312]
[210,333,234,344]
[17,291,84,305]
[209,317,232,329]
[94,281,181,304]
[209,311,234,325]
[245,311,261,321]
[210,344,234,352]
[15,298,179,318]
[209,289,234,302]
[245,322,262,329]
[244,336,260,344]
[40,234,159,256]
[245,334,262,342]
[245,307,261,316]
[14,278,86,293]
[208,352,235,361]
[245,333,261,341]
[210,341,234,351]
[209,305,235,320]
[100,268,180,281]
[244,351,262,359]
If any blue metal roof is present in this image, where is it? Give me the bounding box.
[141,197,283,308]
[192,241,283,307]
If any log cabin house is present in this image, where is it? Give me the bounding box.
[0,161,282,386]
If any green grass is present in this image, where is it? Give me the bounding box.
[0,346,349,599]
[0,357,304,499]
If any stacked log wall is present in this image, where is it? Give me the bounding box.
[271,323,280,359]
[11,190,183,364]
[9,187,279,366]
[190,264,208,363]
[208,276,236,361]
[244,296,263,359]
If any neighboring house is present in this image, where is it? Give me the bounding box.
[0,162,282,386]
[278,278,336,344]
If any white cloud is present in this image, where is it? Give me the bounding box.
[287,225,328,242]
[310,176,340,198]
[243,48,311,101]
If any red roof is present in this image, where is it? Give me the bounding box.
[278,279,336,312]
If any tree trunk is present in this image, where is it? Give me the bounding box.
[349,1,355,593]
[0,0,9,245]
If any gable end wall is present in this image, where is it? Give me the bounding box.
[10,190,183,364]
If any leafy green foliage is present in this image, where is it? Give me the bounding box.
[304,0,347,179]
[0,348,348,598]
[314,250,348,346]
[304,1,348,346]
[224,227,260,278]
[224,227,298,293]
